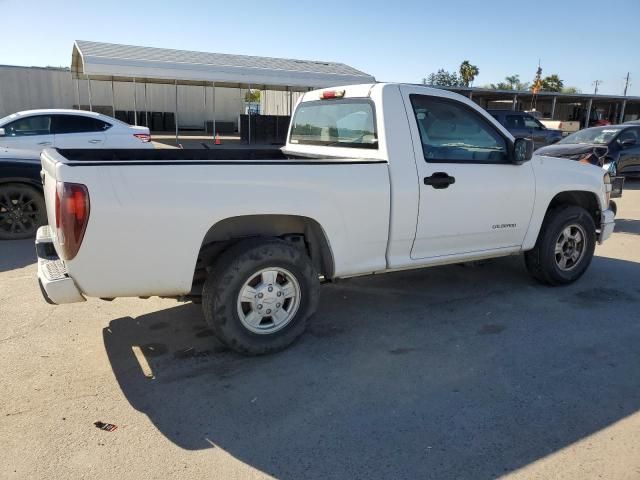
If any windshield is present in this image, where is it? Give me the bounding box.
[559,127,624,145]
[289,99,377,148]
[0,113,18,125]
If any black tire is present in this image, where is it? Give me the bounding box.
[202,238,320,355]
[524,205,596,286]
[0,184,46,240]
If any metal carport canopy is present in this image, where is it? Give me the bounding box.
[71,40,376,90]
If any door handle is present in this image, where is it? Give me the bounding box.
[37,141,52,146]
[89,139,102,144]
[424,172,455,189]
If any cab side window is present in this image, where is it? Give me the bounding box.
[617,128,639,144]
[410,95,508,163]
[506,115,525,129]
[3,115,51,136]
[523,115,543,129]
[53,115,111,134]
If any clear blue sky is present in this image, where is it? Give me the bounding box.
[2,0,639,96]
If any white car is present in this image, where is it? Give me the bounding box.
[36,83,615,355]
[0,109,152,151]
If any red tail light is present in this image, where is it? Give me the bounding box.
[320,89,345,100]
[55,182,90,261]
[134,133,151,143]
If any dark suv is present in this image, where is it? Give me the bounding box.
[488,110,563,149]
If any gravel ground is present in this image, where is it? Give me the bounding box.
[1,181,639,480]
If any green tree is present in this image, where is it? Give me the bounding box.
[459,60,480,87]
[488,75,529,91]
[423,69,461,87]
[541,74,564,92]
[561,86,581,94]
[245,89,261,103]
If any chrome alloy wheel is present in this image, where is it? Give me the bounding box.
[554,224,587,271]
[236,267,301,334]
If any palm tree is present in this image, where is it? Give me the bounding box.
[459,61,480,87]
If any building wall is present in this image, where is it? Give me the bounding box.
[0,65,293,129]
[260,89,305,116]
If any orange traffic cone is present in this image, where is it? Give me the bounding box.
[214,133,221,145]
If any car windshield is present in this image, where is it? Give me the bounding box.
[559,127,624,145]
[0,113,18,125]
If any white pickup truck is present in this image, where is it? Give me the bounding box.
[36,83,616,355]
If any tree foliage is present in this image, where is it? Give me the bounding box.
[423,69,461,87]
[245,89,261,103]
[459,60,479,87]
[488,74,529,91]
[561,86,581,94]
[540,74,564,92]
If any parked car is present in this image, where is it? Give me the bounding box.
[536,125,640,179]
[488,110,563,148]
[36,83,615,355]
[0,147,45,239]
[0,109,152,151]
[624,119,640,125]
[525,110,580,136]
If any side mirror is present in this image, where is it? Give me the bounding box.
[620,137,636,148]
[0,128,5,137]
[512,137,533,164]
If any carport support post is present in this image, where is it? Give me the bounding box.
[248,83,252,145]
[144,82,148,126]
[86,75,93,111]
[111,80,116,117]
[288,86,292,116]
[550,96,557,120]
[75,78,80,110]
[620,100,627,124]
[174,80,179,145]
[212,82,216,137]
[511,94,517,111]
[133,78,138,125]
[584,98,593,129]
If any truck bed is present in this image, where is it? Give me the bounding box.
[40,148,391,298]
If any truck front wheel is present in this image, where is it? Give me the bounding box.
[202,238,320,355]
[525,205,596,286]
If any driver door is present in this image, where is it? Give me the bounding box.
[401,89,536,260]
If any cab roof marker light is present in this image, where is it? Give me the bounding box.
[320,90,345,100]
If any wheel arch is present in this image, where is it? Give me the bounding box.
[524,189,601,251]
[0,177,43,190]
[192,214,335,289]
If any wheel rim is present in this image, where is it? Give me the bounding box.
[236,267,301,335]
[0,188,43,237]
[554,224,587,271]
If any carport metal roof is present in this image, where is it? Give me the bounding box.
[71,40,375,91]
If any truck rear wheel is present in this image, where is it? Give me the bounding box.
[202,238,320,355]
[0,183,46,240]
[524,205,596,286]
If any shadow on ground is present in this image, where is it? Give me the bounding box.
[0,239,36,272]
[103,254,640,479]
[615,218,640,235]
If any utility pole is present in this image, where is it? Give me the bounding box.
[593,80,602,95]
[623,72,630,96]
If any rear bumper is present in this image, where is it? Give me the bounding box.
[598,209,615,244]
[35,226,85,304]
